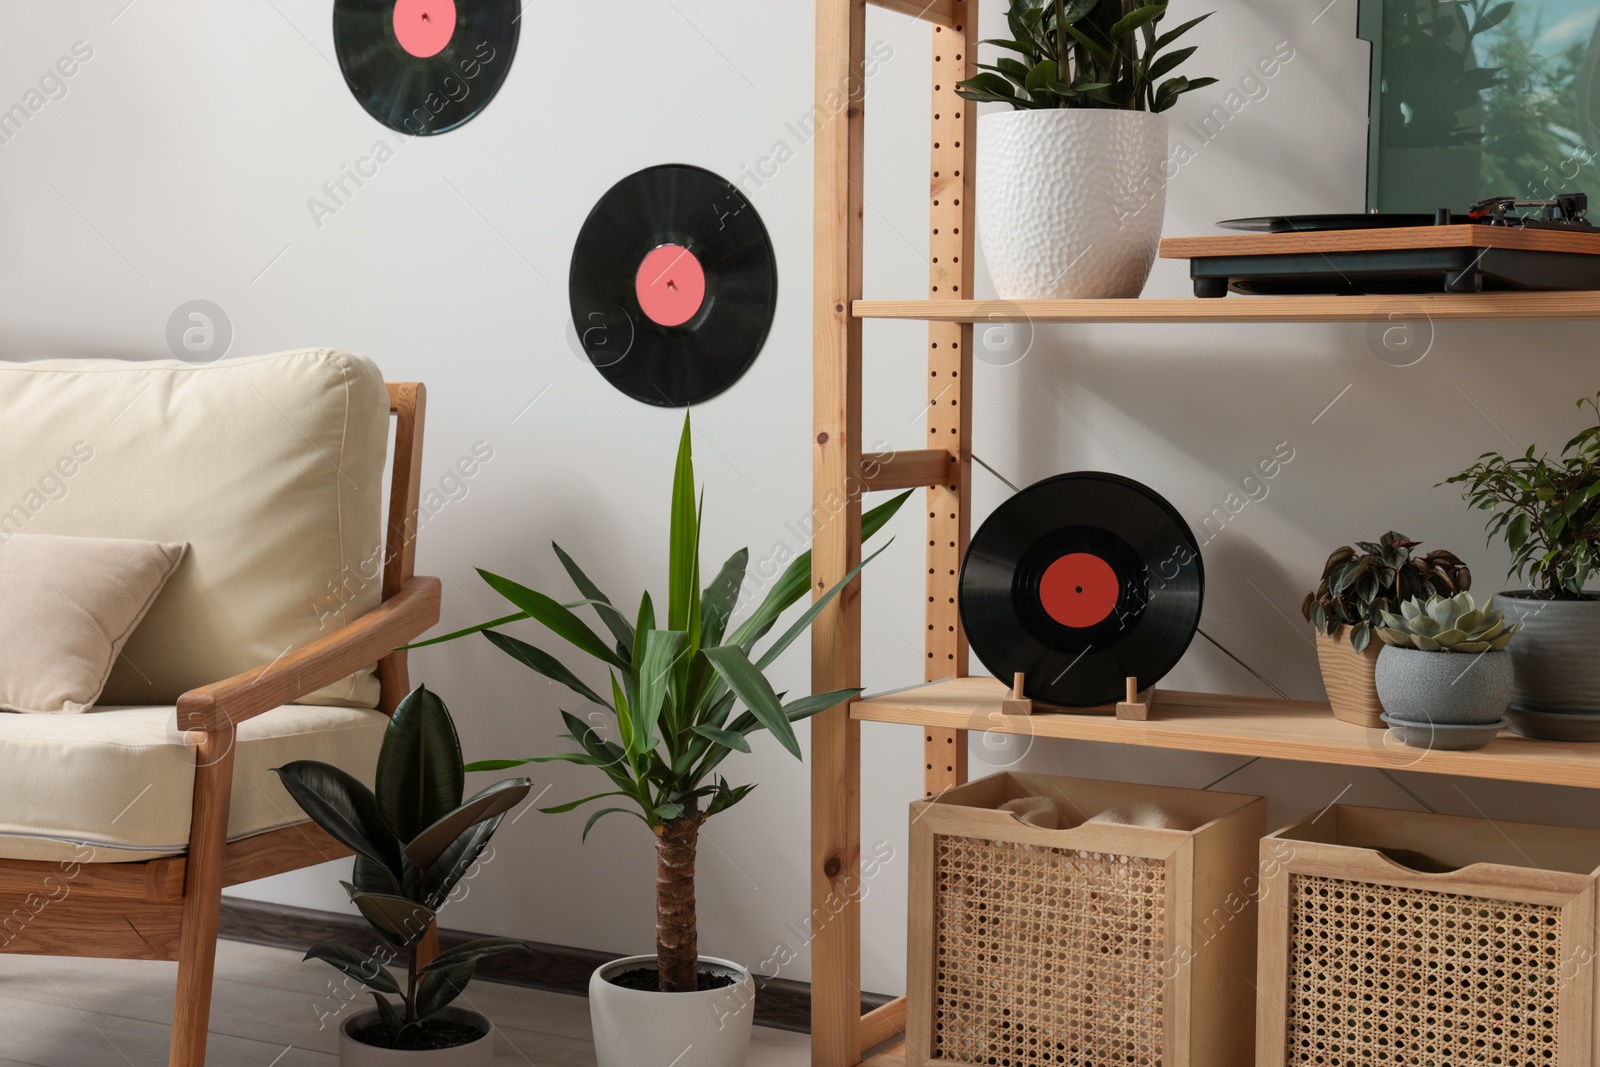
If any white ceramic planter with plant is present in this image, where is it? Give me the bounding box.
[420,414,910,1067]
[1446,390,1600,740]
[956,0,1216,299]
[273,687,534,1065]
[1372,593,1518,751]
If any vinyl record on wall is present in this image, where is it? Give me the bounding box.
[333,0,519,135]
[959,472,1204,708]
[569,164,778,408]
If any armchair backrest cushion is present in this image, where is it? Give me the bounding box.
[0,349,390,708]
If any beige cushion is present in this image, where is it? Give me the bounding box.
[0,350,389,708]
[0,534,187,714]
[0,703,388,862]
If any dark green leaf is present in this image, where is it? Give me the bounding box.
[304,944,400,995]
[1153,12,1210,51]
[552,543,635,658]
[540,790,630,814]
[1109,4,1166,39]
[421,813,503,908]
[481,630,608,708]
[754,540,893,671]
[405,778,532,873]
[374,685,463,845]
[634,629,688,753]
[692,725,752,754]
[463,758,533,772]
[477,569,628,670]
[370,993,401,1040]
[1146,45,1195,82]
[702,645,800,759]
[273,762,401,883]
[415,962,475,1021]
[668,414,699,634]
[345,885,436,946]
[428,937,530,974]
[582,806,648,841]
[397,611,529,651]
[700,549,749,650]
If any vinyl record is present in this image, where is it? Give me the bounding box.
[960,472,1203,708]
[334,0,519,136]
[1218,214,1437,233]
[569,164,778,407]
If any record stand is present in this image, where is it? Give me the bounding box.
[999,672,1159,721]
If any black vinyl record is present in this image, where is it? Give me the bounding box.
[569,164,778,408]
[334,0,519,136]
[960,472,1204,708]
[1218,214,1436,233]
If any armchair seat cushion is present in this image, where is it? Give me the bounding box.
[0,703,387,863]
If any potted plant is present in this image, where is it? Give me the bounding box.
[413,415,908,1067]
[1445,391,1600,739]
[956,0,1215,299]
[1372,592,1518,750]
[1301,532,1471,729]
[273,685,532,1065]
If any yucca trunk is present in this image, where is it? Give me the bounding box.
[655,816,702,992]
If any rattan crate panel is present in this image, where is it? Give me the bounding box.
[931,834,1168,1066]
[1284,873,1565,1066]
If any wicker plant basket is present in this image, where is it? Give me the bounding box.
[906,772,1266,1067]
[1257,804,1600,1066]
[1314,631,1385,730]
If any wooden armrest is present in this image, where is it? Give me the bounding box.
[176,576,442,733]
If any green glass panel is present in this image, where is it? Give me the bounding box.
[1361,0,1600,211]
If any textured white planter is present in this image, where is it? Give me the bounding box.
[337,1007,494,1066]
[589,955,755,1067]
[977,108,1168,299]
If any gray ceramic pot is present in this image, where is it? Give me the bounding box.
[1374,646,1513,726]
[1501,592,1600,716]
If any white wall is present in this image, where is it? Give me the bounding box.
[5,0,1598,999]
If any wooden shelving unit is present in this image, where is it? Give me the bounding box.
[809,1,1600,1065]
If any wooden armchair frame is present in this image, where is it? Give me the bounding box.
[0,383,443,1067]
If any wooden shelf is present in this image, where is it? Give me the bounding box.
[853,293,1600,323]
[852,676,1600,789]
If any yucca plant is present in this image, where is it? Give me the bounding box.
[956,0,1216,112]
[273,686,532,1050]
[1301,532,1472,653]
[411,414,909,993]
[1444,391,1600,598]
[1376,592,1517,652]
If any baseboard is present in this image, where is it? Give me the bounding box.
[219,898,891,1035]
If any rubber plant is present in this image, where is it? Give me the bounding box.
[956,0,1216,112]
[1444,391,1600,598]
[1301,532,1472,652]
[273,685,532,1050]
[411,414,908,993]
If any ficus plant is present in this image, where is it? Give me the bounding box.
[1301,531,1472,653]
[1444,391,1600,599]
[273,685,532,1050]
[411,414,909,993]
[956,0,1216,112]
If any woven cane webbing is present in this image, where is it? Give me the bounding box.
[1285,874,1565,1065]
[930,834,1168,1066]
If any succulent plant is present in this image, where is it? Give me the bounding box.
[1302,532,1472,653]
[1376,592,1517,653]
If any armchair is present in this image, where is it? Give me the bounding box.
[0,351,442,1067]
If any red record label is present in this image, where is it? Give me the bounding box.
[635,244,707,328]
[393,0,456,59]
[1038,552,1119,629]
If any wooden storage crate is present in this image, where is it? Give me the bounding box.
[906,771,1267,1067]
[1257,804,1600,1066]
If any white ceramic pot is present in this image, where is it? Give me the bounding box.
[589,954,755,1067]
[1501,592,1600,715]
[976,108,1169,299]
[337,1007,494,1066]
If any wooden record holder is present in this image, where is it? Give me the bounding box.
[1000,672,1158,721]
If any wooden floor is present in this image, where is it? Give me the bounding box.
[0,940,812,1066]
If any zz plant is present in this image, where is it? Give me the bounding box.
[1444,391,1600,599]
[1301,531,1472,653]
[956,0,1216,112]
[413,414,908,993]
[274,685,531,1050]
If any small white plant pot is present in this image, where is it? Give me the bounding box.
[337,1007,494,1066]
[976,108,1169,299]
[589,954,756,1067]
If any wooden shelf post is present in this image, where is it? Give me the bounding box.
[812,1,867,1064]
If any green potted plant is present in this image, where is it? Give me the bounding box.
[412,415,908,1067]
[1301,532,1471,729]
[1372,592,1518,750]
[273,686,532,1065]
[1445,391,1600,739]
[956,0,1215,299]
